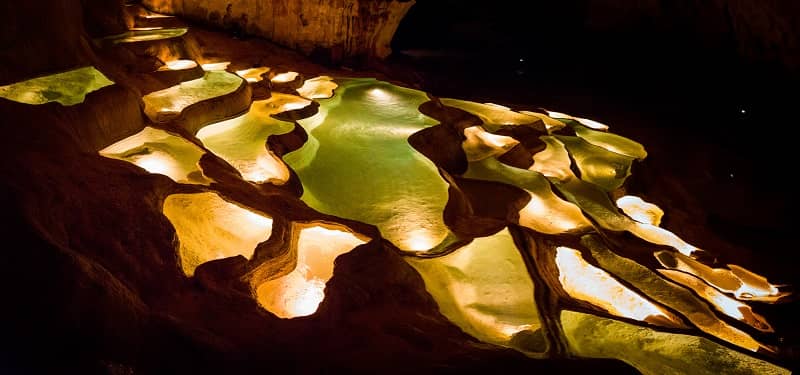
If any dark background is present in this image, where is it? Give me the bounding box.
[388,0,799,316]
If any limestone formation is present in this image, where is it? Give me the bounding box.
[142,0,415,61]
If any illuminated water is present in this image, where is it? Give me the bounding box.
[284,78,455,252]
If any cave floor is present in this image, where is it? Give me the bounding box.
[0,6,798,374]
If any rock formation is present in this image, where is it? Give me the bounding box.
[142,0,414,62]
[1,1,797,373]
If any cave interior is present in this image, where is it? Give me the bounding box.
[0,0,798,373]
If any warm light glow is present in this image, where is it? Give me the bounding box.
[658,269,774,332]
[583,235,772,353]
[0,66,114,106]
[296,76,338,99]
[629,222,700,257]
[544,110,610,130]
[99,126,213,185]
[270,71,299,83]
[402,228,440,252]
[555,247,682,326]
[529,140,697,255]
[572,125,647,160]
[163,192,273,276]
[462,126,519,161]
[531,136,574,182]
[367,87,391,101]
[142,71,242,122]
[408,229,542,348]
[517,189,593,234]
[655,250,789,302]
[256,223,368,318]
[282,79,453,252]
[557,135,634,192]
[441,98,544,131]
[197,93,310,184]
[561,310,789,375]
[729,265,789,302]
[616,195,664,225]
[235,67,270,82]
[519,111,566,133]
[133,153,175,176]
[99,28,188,44]
[201,61,231,71]
[464,155,591,235]
[258,272,325,318]
[159,59,198,71]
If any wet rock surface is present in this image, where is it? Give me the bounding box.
[1,1,798,374]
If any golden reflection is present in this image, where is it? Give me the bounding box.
[629,222,700,257]
[544,110,610,130]
[98,28,188,44]
[530,136,573,182]
[557,135,634,192]
[142,71,243,123]
[561,310,790,375]
[519,110,566,132]
[163,192,273,276]
[517,191,592,234]
[616,195,664,226]
[159,59,198,71]
[529,137,699,256]
[555,247,683,327]
[270,71,299,83]
[583,235,772,353]
[462,126,519,161]
[0,66,114,106]
[441,98,544,131]
[407,229,542,349]
[201,62,231,71]
[296,76,338,99]
[367,87,391,101]
[99,126,213,185]
[256,223,368,318]
[655,250,788,302]
[572,125,647,160]
[196,93,310,184]
[403,228,440,252]
[235,67,271,83]
[658,269,774,332]
[463,152,590,235]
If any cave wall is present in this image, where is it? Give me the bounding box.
[142,0,415,62]
[0,0,128,84]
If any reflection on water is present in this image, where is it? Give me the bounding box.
[283,79,454,252]
[256,223,368,318]
[163,192,273,276]
[408,229,543,353]
[197,93,310,184]
[100,126,213,185]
